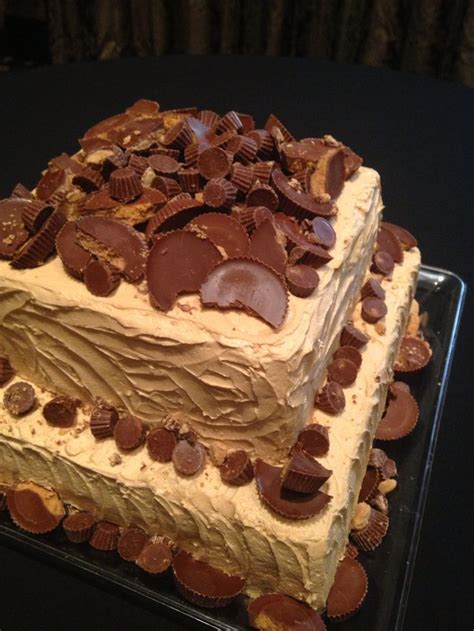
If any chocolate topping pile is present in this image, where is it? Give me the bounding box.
[0,99,364,329]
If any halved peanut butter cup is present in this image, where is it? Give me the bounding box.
[326,556,368,622]
[7,482,65,534]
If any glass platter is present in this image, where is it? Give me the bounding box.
[0,265,466,631]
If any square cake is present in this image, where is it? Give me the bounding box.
[0,101,429,625]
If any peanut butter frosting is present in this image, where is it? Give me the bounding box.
[0,167,382,462]
[0,247,420,607]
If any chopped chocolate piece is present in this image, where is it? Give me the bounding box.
[351,507,389,552]
[126,98,160,116]
[394,336,431,372]
[3,382,36,416]
[43,395,77,427]
[56,221,93,279]
[118,527,149,561]
[246,182,279,212]
[114,415,146,451]
[255,459,331,520]
[375,385,419,440]
[145,194,203,236]
[200,258,289,329]
[296,424,330,457]
[148,153,181,175]
[249,593,327,630]
[84,259,121,296]
[314,382,345,415]
[310,148,345,199]
[310,217,336,249]
[361,296,387,324]
[0,357,14,385]
[327,357,358,388]
[220,450,254,486]
[83,112,129,140]
[271,169,334,220]
[162,119,193,149]
[172,440,206,476]
[11,210,67,269]
[264,114,295,142]
[361,278,385,300]
[0,199,30,259]
[109,167,143,201]
[282,450,332,494]
[226,135,258,164]
[371,250,394,276]
[285,265,319,297]
[326,556,368,622]
[203,178,237,209]
[89,520,120,550]
[248,129,274,159]
[147,230,222,310]
[377,225,403,264]
[358,467,381,502]
[197,147,232,180]
[177,168,202,193]
[72,167,104,193]
[90,404,119,439]
[11,183,33,199]
[36,167,66,201]
[75,215,148,282]
[249,218,287,274]
[382,222,418,250]
[173,550,245,608]
[333,346,362,370]
[63,511,96,543]
[230,163,255,195]
[21,200,53,234]
[187,213,249,258]
[146,427,177,462]
[216,110,244,134]
[340,323,369,349]
[152,175,182,198]
[137,541,173,574]
[7,482,65,534]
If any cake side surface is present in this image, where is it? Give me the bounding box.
[0,168,381,462]
[0,247,419,607]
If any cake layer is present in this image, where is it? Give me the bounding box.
[0,167,382,462]
[0,247,420,607]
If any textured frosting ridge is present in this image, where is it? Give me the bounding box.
[0,167,381,462]
[0,248,420,607]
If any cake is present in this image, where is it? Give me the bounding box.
[0,101,430,625]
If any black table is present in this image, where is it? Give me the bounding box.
[1,55,472,631]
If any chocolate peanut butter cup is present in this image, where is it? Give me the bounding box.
[310,217,336,249]
[147,230,222,311]
[255,459,331,520]
[11,182,33,199]
[200,258,289,329]
[271,169,334,220]
[145,194,203,237]
[89,520,120,550]
[252,160,275,185]
[216,110,244,134]
[128,153,149,177]
[188,212,249,258]
[21,200,53,234]
[345,542,359,559]
[43,395,78,427]
[326,556,368,622]
[368,447,388,470]
[249,218,287,274]
[162,119,193,150]
[327,357,358,388]
[394,336,432,373]
[358,466,381,503]
[114,415,146,451]
[197,147,232,180]
[342,145,363,178]
[152,175,182,198]
[281,450,332,494]
[371,250,394,276]
[36,166,65,201]
[84,259,121,296]
[137,541,173,574]
[230,163,255,196]
[7,482,65,534]
[220,450,254,486]
[309,148,345,200]
[238,112,255,134]
[246,182,279,212]
[90,403,119,439]
[280,137,329,173]
[249,593,327,630]
[285,265,320,297]
[3,381,36,416]
[177,168,202,193]
[72,167,104,193]
[226,135,258,164]
[172,440,206,476]
[333,346,362,370]
[340,323,369,349]
[361,277,385,300]
[198,109,220,129]
[11,209,67,269]
[264,113,295,143]
[118,527,149,561]
[351,507,389,551]
[109,167,143,201]
[295,424,330,456]
[0,198,29,259]
[377,225,403,264]
[63,511,96,543]
[202,178,237,209]
[172,550,245,608]
[382,222,418,250]
[247,129,274,159]
[375,385,419,440]
[0,357,14,385]
[146,427,177,463]
[361,296,387,324]
[314,382,345,415]
[148,153,181,175]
